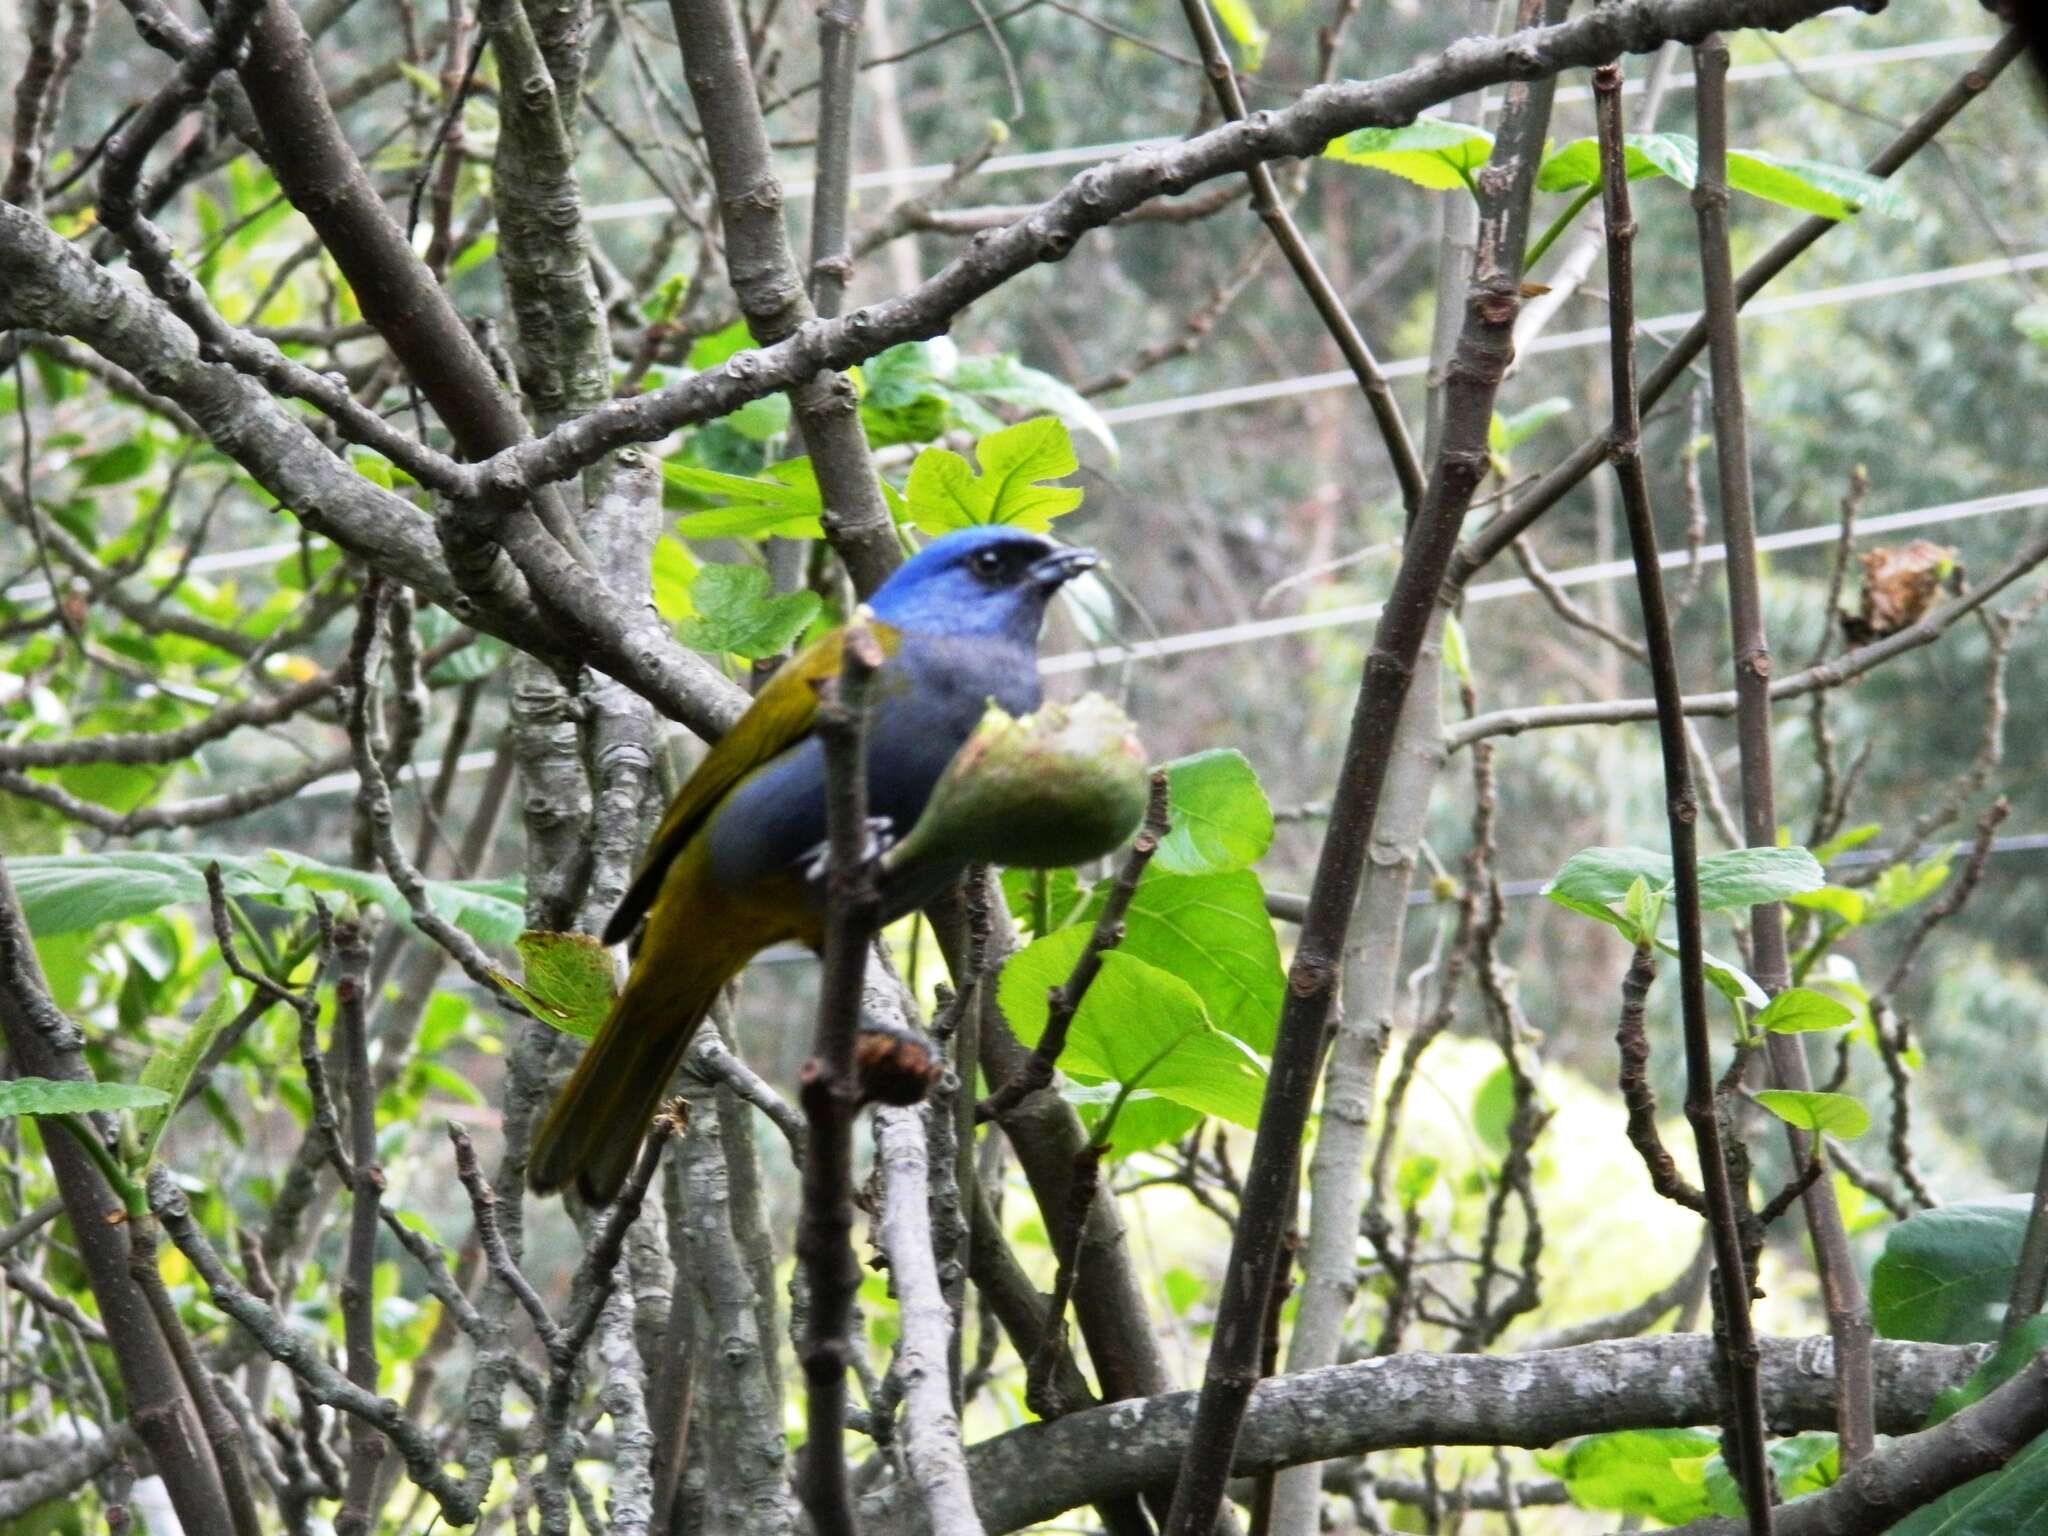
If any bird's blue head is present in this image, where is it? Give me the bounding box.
[868,526,1099,644]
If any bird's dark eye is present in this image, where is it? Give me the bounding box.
[971,548,1006,578]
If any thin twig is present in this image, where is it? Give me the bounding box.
[1594,60,1775,1533]
[980,772,1169,1120]
[1691,31,1874,1468]
[1176,0,1423,517]
[796,615,886,1536]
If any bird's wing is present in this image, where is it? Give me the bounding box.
[601,622,902,944]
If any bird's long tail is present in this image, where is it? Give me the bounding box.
[527,957,729,1204]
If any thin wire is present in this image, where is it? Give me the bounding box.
[13,245,2041,607]
[1096,248,2048,427]
[1037,485,2048,675]
[576,32,1999,218]
[274,482,2048,801]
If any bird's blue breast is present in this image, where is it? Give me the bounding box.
[703,630,1043,901]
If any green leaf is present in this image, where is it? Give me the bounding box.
[1754,1089,1869,1139]
[1154,749,1273,876]
[8,852,525,948]
[1927,1315,2048,1427]
[1210,0,1268,70]
[1788,884,1869,927]
[1544,847,1674,909]
[1549,845,1823,921]
[665,458,825,540]
[720,393,792,443]
[904,417,1084,533]
[945,353,1118,461]
[2016,302,2048,348]
[1000,866,1086,937]
[1493,396,1573,453]
[1623,876,1663,947]
[506,931,619,1039]
[1473,1064,1516,1160]
[1160,1265,1206,1316]
[675,563,823,660]
[1536,132,1699,192]
[10,852,197,932]
[1441,611,1473,687]
[998,935,1268,1128]
[0,1077,171,1118]
[1873,855,1951,918]
[1704,1434,1839,1518]
[135,990,236,1161]
[1674,944,1769,1009]
[1813,822,1882,864]
[1889,1437,2048,1536]
[650,535,701,624]
[1696,846,1825,910]
[1541,1429,1720,1522]
[1085,868,1284,1053]
[1061,1081,1203,1156]
[1871,1196,2034,1343]
[1325,120,1493,191]
[78,437,156,487]
[1726,150,1912,221]
[1395,1153,1441,1208]
[1754,988,1855,1034]
[686,319,752,370]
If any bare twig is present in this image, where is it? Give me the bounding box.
[1176,0,1423,516]
[796,616,886,1536]
[873,1107,985,1536]
[1160,4,1563,1525]
[1593,60,1773,1532]
[1691,32,1874,1467]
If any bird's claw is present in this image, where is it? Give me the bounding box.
[802,816,896,883]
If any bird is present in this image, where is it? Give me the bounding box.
[528,524,1100,1202]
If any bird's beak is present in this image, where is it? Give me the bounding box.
[1029,546,1101,588]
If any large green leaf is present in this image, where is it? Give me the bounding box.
[946,354,1118,461]
[664,457,826,539]
[1544,845,1823,915]
[507,931,618,1039]
[1704,1434,1840,1518]
[0,1078,171,1118]
[1894,1321,2048,1535]
[1536,132,1699,191]
[1154,749,1273,876]
[9,852,525,948]
[1871,1196,2033,1343]
[1085,868,1284,1053]
[904,417,1084,533]
[1538,1428,1720,1523]
[674,563,822,660]
[136,990,236,1161]
[1726,149,1912,220]
[1324,120,1493,190]
[1754,1089,1870,1139]
[998,933,1267,1129]
[1059,1080,1204,1157]
[1754,988,1855,1034]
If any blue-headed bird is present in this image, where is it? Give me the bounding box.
[529,525,1099,1201]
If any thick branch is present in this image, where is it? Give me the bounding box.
[941,1335,1988,1535]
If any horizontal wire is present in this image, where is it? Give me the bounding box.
[1097,248,2048,426]
[272,482,2048,801]
[1038,484,2048,674]
[10,245,2039,605]
[578,32,1998,218]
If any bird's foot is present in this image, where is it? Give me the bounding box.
[801,815,895,884]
